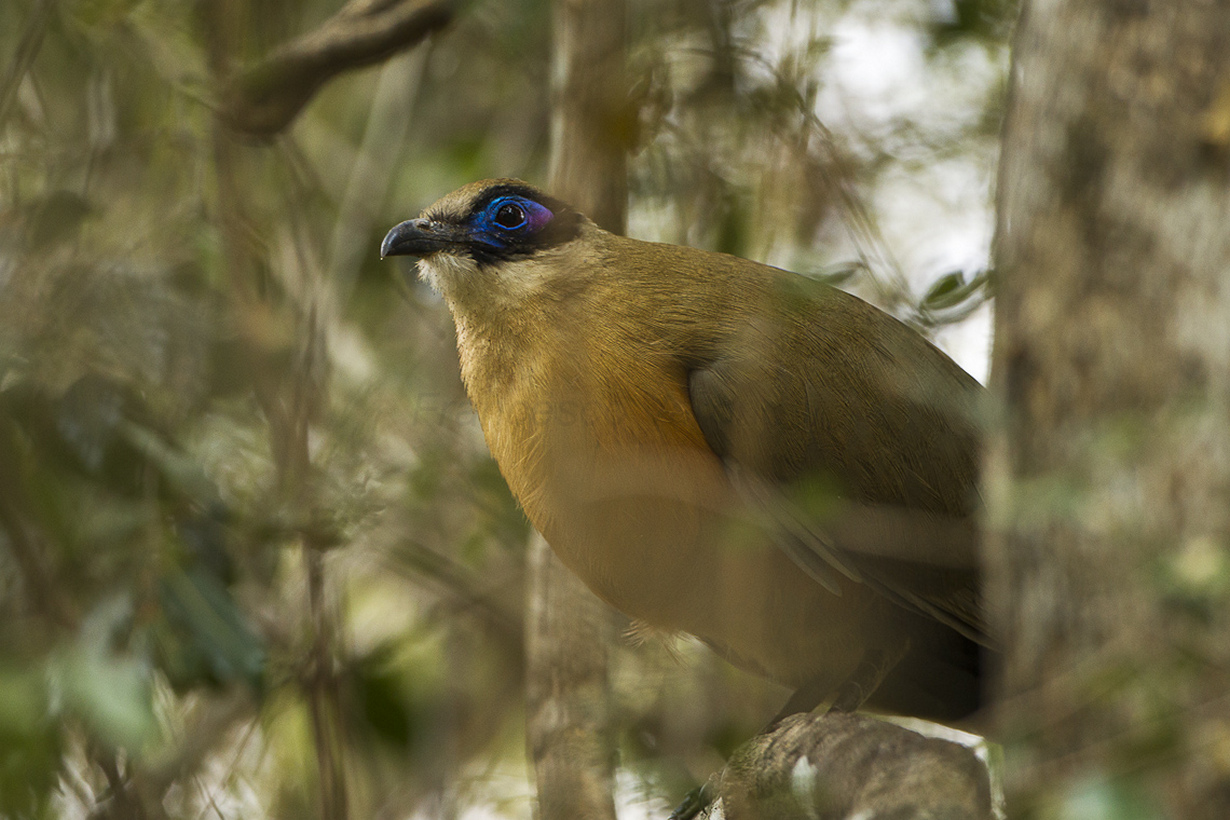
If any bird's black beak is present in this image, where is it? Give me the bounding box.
[380,218,468,259]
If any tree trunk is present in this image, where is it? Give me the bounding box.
[524,2,630,819]
[989,1,1230,816]
[547,0,631,235]
[525,533,619,820]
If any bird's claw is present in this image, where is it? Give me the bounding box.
[667,780,715,820]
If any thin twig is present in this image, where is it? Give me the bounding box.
[0,0,54,130]
[306,543,349,820]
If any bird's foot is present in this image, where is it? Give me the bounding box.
[667,777,717,820]
[828,645,904,714]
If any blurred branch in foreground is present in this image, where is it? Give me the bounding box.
[220,0,462,136]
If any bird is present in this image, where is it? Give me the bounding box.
[381,178,990,727]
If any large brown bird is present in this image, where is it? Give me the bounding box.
[382,178,990,726]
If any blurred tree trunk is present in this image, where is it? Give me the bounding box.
[547,0,631,233]
[526,533,619,820]
[989,1,1230,817]
[524,2,629,819]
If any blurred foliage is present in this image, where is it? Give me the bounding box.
[0,0,1009,817]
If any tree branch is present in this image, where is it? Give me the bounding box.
[715,713,994,820]
[219,0,460,136]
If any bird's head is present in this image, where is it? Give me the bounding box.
[381,179,585,306]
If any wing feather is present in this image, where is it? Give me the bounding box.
[686,275,991,646]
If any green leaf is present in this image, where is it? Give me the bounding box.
[354,645,418,750]
[806,261,866,288]
[1058,774,1163,820]
[156,566,266,691]
[0,665,61,818]
[53,596,157,753]
[922,270,968,310]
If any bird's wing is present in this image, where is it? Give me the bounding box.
[685,276,991,646]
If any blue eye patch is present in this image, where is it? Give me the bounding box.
[452,182,583,264]
[470,196,555,247]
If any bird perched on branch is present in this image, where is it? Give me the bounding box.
[382,178,990,725]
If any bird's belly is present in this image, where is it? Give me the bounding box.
[472,363,887,691]
[531,445,884,691]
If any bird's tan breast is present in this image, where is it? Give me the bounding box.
[460,311,722,604]
[453,294,881,690]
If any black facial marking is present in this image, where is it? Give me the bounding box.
[444,182,584,266]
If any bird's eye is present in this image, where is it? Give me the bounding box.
[494,202,527,230]
[473,195,555,248]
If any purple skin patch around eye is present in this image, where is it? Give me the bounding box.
[520,200,554,232]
